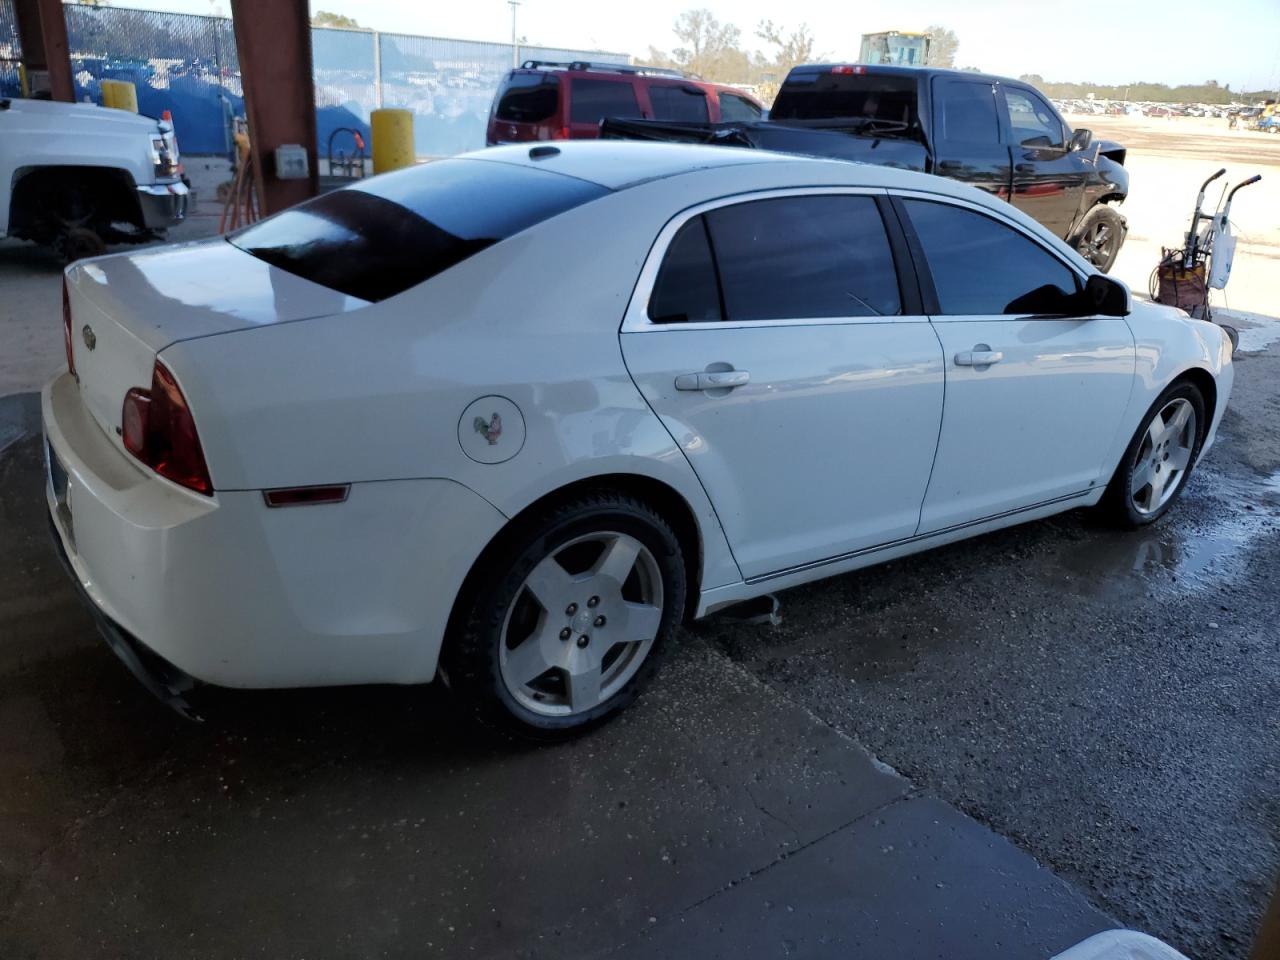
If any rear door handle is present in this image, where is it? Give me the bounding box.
[674,370,750,391]
[954,350,1004,367]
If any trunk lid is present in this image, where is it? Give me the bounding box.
[65,238,367,446]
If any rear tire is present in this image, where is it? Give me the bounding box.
[1101,381,1206,528]
[1070,205,1125,273]
[444,491,686,737]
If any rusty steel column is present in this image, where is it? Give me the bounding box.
[12,0,75,102]
[229,0,319,214]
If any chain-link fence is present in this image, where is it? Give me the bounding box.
[0,3,628,157]
[65,4,242,154]
[0,0,22,98]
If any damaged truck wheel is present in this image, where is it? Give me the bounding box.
[53,226,107,264]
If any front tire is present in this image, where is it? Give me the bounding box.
[53,226,106,263]
[1101,381,1206,528]
[1070,205,1125,273]
[445,491,686,736]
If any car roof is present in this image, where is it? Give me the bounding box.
[461,141,1074,255]
[466,140,815,191]
[785,63,1011,86]
[508,62,758,100]
[512,61,691,82]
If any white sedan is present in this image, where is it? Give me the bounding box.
[44,141,1233,732]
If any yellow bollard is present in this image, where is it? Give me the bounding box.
[370,109,414,174]
[100,79,139,113]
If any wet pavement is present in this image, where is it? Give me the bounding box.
[693,342,1280,959]
[0,392,1112,958]
[0,344,1277,958]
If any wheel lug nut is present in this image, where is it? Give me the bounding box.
[587,596,600,608]
[566,603,577,616]
[577,635,590,648]
[594,615,606,627]
[559,627,572,640]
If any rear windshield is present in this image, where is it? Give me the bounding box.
[495,73,560,124]
[229,159,607,302]
[771,73,918,127]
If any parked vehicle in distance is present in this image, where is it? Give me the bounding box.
[486,60,763,145]
[0,96,189,261]
[45,142,1232,734]
[602,64,1132,272]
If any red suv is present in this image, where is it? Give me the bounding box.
[486,60,764,145]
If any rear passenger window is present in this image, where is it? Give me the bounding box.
[718,92,761,122]
[937,79,1000,143]
[569,79,642,125]
[649,85,710,122]
[648,217,722,323]
[903,199,1080,315]
[706,196,901,320]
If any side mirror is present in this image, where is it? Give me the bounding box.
[1070,127,1093,152]
[1083,273,1130,316]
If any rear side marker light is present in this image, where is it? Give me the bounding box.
[263,485,351,508]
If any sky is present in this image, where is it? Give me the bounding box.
[125,0,1280,91]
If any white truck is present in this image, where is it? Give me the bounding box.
[0,96,190,261]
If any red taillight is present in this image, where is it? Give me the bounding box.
[62,279,76,377]
[120,361,213,495]
[831,65,866,75]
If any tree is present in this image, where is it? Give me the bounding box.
[311,11,364,29]
[756,20,817,76]
[924,25,958,68]
[670,9,742,79]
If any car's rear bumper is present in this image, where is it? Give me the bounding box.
[42,372,507,691]
[48,513,202,719]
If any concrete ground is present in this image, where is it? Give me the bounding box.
[2,123,1278,959]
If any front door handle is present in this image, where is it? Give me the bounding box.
[674,370,750,391]
[954,349,1004,367]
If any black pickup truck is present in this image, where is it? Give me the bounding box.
[601,64,1130,272]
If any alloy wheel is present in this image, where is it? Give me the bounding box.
[498,531,664,717]
[1078,221,1115,268]
[1130,397,1197,515]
